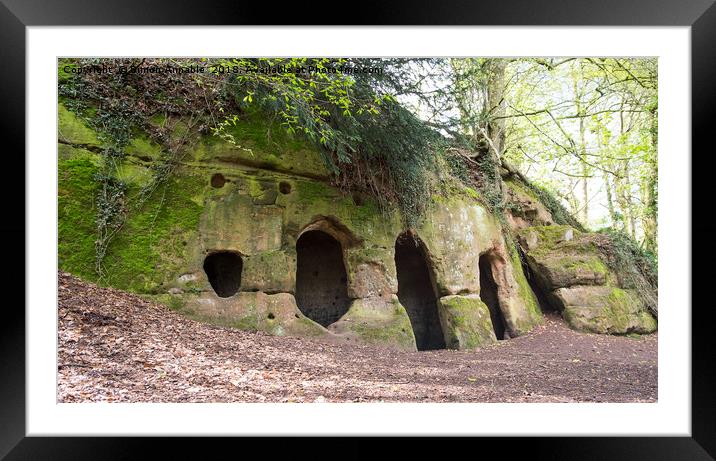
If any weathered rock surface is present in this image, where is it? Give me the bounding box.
[57,101,549,350]
[418,195,501,296]
[503,178,555,230]
[187,291,328,338]
[241,250,296,294]
[328,297,417,350]
[438,295,497,349]
[518,225,611,288]
[518,225,656,335]
[555,286,657,334]
[344,247,397,299]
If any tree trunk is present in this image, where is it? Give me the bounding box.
[483,58,508,206]
[604,173,619,227]
[641,106,658,253]
[486,58,507,160]
[574,70,589,225]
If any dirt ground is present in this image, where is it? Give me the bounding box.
[57,271,657,403]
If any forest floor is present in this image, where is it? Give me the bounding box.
[58,271,657,403]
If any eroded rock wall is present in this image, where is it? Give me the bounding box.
[58,102,545,350]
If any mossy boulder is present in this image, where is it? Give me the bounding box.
[518,225,611,289]
[328,297,417,350]
[556,286,657,334]
[438,294,497,349]
[518,225,656,335]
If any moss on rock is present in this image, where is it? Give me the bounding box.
[508,248,543,334]
[58,155,101,280]
[328,297,417,350]
[125,136,163,161]
[58,103,101,147]
[557,286,657,334]
[101,171,205,293]
[438,294,497,349]
[518,225,610,289]
[242,249,297,293]
[183,291,328,338]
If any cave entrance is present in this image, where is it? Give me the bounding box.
[395,233,446,351]
[517,247,557,314]
[295,230,350,327]
[479,254,507,340]
[203,251,243,298]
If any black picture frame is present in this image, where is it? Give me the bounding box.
[3,0,713,458]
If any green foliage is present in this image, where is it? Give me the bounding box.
[597,228,657,279]
[523,182,586,231]
[595,228,658,313]
[328,97,442,227]
[212,59,443,228]
[212,58,390,163]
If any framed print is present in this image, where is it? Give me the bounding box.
[3,0,714,458]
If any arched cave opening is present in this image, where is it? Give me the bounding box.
[295,230,350,327]
[203,251,243,298]
[395,233,446,351]
[479,254,507,340]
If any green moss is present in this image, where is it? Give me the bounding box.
[151,293,188,312]
[100,171,205,293]
[561,286,656,335]
[350,313,415,348]
[114,161,153,188]
[220,108,314,152]
[58,155,101,280]
[58,59,77,84]
[438,295,497,350]
[58,103,101,147]
[150,113,168,127]
[58,144,97,161]
[125,136,163,160]
[462,186,481,201]
[232,314,260,331]
[332,299,417,350]
[524,225,580,252]
[572,257,609,276]
[285,316,330,337]
[282,178,401,247]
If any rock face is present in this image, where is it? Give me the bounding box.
[58,102,548,350]
[517,225,657,335]
[503,178,555,230]
[437,295,497,349]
